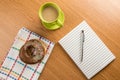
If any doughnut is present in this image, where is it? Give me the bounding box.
[19,39,47,64]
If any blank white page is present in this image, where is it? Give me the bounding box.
[58,21,115,79]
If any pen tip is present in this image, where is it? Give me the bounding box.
[82,30,84,33]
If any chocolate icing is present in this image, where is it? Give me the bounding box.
[19,39,47,64]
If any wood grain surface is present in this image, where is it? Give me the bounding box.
[0,0,120,80]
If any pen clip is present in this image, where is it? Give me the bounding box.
[81,30,84,42]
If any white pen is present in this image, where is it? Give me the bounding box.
[80,30,84,62]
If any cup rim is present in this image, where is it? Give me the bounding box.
[39,2,60,23]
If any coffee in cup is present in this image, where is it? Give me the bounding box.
[42,6,58,22]
[39,2,65,30]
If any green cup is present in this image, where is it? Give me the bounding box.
[39,2,64,30]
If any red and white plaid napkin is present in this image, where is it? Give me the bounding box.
[0,27,55,80]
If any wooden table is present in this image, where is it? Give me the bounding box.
[0,0,120,80]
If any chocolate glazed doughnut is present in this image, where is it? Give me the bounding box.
[19,39,47,64]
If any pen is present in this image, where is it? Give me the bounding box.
[80,30,84,62]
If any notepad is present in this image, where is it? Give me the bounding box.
[58,21,116,79]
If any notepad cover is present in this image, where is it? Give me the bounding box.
[58,21,115,79]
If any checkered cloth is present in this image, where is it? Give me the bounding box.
[0,27,55,80]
